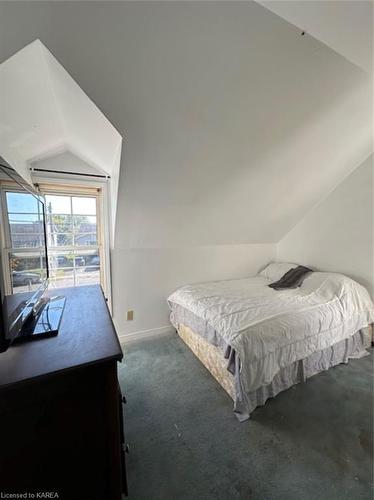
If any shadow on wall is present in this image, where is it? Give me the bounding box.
[277,154,374,298]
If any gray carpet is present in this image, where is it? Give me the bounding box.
[118,332,373,500]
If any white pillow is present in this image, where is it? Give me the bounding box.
[259,262,299,282]
[300,272,349,294]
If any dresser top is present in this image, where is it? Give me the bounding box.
[0,285,123,390]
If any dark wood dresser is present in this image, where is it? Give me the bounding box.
[0,285,127,500]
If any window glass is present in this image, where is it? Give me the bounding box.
[6,192,45,250]
[72,197,96,215]
[73,215,96,233]
[6,192,40,214]
[47,214,73,231]
[9,251,47,293]
[45,195,100,289]
[49,270,75,289]
[48,233,73,247]
[2,190,102,294]
[45,195,71,215]
[74,233,97,246]
[10,234,44,249]
[76,267,100,287]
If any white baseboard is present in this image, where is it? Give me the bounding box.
[118,325,175,344]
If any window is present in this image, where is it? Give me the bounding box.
[45,193,102,289]
[1,189,48,294]
[0,177,110,306]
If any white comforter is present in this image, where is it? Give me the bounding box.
[168,272,374,393]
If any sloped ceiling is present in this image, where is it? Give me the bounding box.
[257,0,373,73]
[0,1,372,247]
[0,39,122,243]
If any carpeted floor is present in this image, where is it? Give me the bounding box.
[118,331,373,500]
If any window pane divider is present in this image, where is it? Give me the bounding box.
[48,245,100,252]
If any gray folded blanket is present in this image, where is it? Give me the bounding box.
[269,265,313,290]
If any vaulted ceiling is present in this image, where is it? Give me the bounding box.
[258,0,373,73]
[0,1,372,247]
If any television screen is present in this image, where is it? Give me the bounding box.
[6,191,48,291]
[0,160,49,350]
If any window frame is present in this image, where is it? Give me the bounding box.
[34,178,112,311]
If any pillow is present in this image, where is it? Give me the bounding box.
[269,265,313,290]
[259,262,299,282]
[300,272,348,294]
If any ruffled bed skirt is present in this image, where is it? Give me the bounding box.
[177,323,372,422]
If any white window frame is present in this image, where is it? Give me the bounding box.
[32,175,112,312]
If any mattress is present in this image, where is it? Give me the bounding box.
[177,322,372,420]
[178,323,236,400]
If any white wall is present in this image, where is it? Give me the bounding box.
[0,2,371,338]
[111,244,275,337]
[31,150,103,176]
[278,155,373,296]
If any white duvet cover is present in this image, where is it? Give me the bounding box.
[168,271,374,394]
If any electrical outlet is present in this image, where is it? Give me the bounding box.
[127,310,134,321]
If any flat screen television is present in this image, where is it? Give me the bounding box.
[0,158,65,353]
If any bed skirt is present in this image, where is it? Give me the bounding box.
[177,323,372,421]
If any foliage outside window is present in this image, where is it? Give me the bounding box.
[45,194,101,289]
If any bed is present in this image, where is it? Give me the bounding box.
[167,263,374,421]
